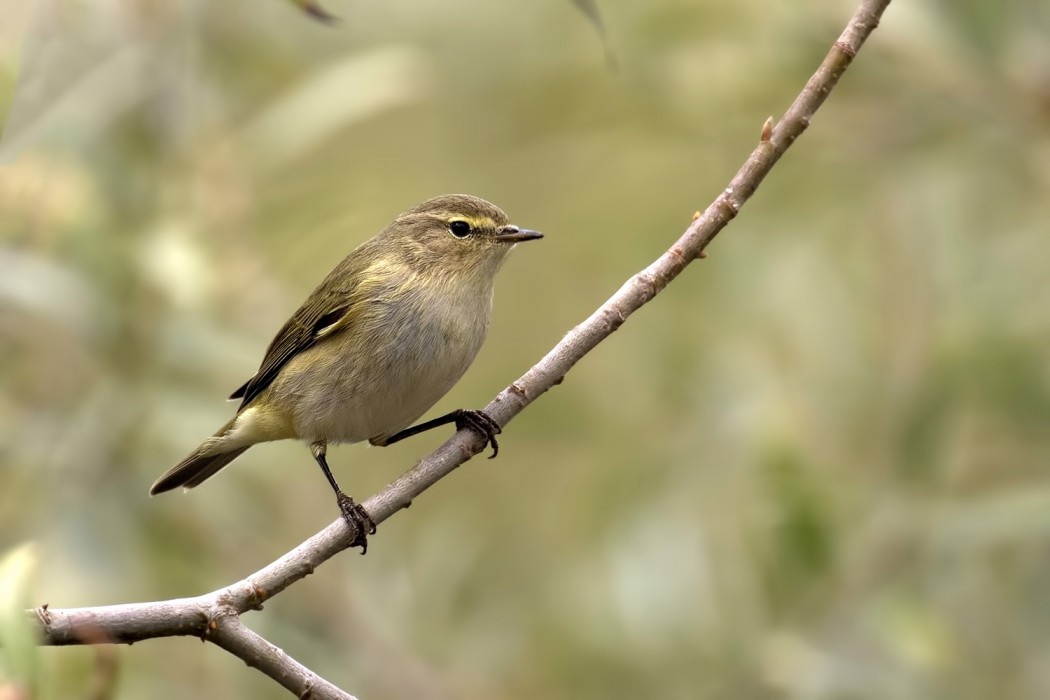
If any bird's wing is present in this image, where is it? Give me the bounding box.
[231,260,364,410]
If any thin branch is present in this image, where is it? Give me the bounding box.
[36,597,211,645]
[28,0,892,696]
[209,618,358,700]
[36,598,356,699]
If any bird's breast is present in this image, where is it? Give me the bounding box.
[275,276,494,444]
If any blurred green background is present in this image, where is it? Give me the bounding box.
[2,0,1050,698]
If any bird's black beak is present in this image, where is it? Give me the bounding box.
[494,225,543,243]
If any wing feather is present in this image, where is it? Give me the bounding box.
[231,252,369,410]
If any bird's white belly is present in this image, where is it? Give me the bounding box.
[275,292,489,444]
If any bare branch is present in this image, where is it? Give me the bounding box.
[209,618,358,700]
[35,596,355,699]
[35,597,211,645]
[26,0,893,696]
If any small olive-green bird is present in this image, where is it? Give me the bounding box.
[150,194,542,551]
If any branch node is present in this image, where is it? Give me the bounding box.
[720,189,740,217]
[247,580,268,610]
[761,116,775,142]
[834,39,858,58]
[604,306,627,330]
[637,272,659,300]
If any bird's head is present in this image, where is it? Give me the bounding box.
[384,194,542,278]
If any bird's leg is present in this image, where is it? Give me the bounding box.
[310,441,376,554]
[372,409,502,458]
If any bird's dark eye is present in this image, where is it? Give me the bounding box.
[448,220,472,238]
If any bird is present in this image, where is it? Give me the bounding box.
[149,194,542,552]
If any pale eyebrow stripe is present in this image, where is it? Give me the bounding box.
[437,213,497,229]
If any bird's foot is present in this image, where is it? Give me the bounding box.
[452,409,502,459]
[336,492,376,554]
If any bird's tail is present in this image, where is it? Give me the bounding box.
[150,417,250,495]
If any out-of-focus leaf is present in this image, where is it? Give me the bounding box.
[570,0,617,68]
[929,486,1050,551]
[759,446,836,611]
[571,0,606,35]
[0,544,39,698]
[289,0,337,24]
[0,0,33,140]
[242,47,428,170]
[0,250,97,335]
[0,47,147,162]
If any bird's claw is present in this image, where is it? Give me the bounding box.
[336,492,376,554]
[453,409,502,458]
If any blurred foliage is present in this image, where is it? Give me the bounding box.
[2,0,1050,698]
[0,545,39,699]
